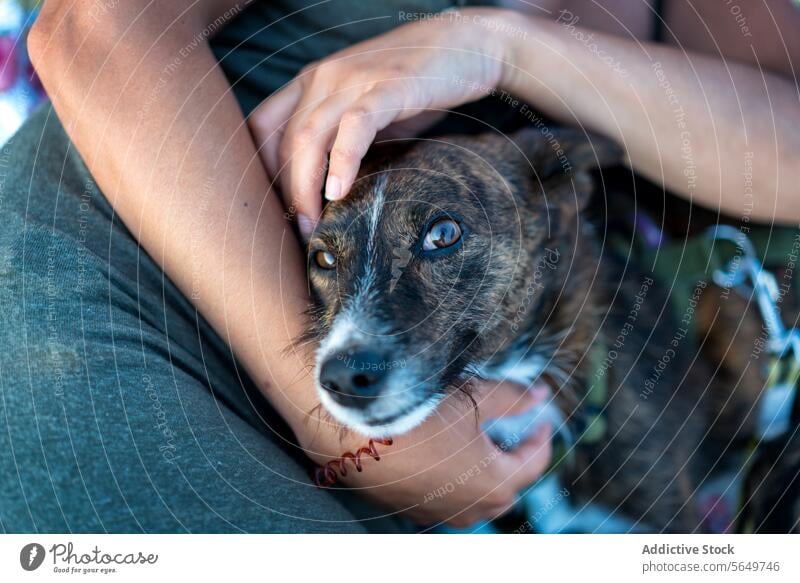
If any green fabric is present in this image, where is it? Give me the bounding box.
[579,342,608,445]
[645,227,800,293]
[615,225,800,346]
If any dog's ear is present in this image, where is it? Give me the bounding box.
[512,127,623,181]
[511,127,623,216]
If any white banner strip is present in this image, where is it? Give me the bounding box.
[1,534,798,582]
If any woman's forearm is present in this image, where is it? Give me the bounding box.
[503,15,800,223]
[29,1,320,438]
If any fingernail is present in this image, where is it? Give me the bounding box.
[297,214,315,239]
[325,175,342,201]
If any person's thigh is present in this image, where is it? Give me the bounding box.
[0,106,365,533]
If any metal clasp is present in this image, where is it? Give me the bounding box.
[708,225,800,359]
[707,226,800,440]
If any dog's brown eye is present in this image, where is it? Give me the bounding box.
[314,249,336,269]
[423,219,462,251]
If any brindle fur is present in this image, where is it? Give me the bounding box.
[305,128,786,532]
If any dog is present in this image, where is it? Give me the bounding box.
[302,127,789,532]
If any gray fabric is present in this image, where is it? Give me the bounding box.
[0,105,371,532]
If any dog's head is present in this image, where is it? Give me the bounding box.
[306,128,621,436]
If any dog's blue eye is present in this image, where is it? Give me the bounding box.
[314,249,337,269]
[422,219,462,251]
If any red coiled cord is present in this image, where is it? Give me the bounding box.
[313,437,394,487]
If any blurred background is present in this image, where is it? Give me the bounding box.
[0,0,46,146]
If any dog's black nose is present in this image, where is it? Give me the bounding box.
[319,350,388,408]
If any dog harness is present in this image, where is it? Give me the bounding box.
[539,222,800,533]
[569,223,800,446]
[638,224,800,441]
[486,220,800,534]
[631,222,800,532]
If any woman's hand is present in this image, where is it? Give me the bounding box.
[248,8,549,526]
[302,379,552,528]
[249,8,517,237]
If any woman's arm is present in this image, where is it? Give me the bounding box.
[259,8,800,225]
[29,0,317,433]
[502,15,800,223]
[30,0,551,527]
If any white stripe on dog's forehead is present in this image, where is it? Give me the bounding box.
[351,174,387,321]
[317,175,390,362]
[366,174,387,254]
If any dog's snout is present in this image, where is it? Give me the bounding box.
[319,349,388,407]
